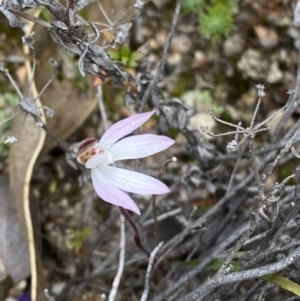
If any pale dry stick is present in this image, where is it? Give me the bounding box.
[143,208,182,227]
[7,6,52,29]
[0,108,22,127]
[224,147,245,192]
[282,113,300,141]
[138,0,182,112]
[32,60,57,102]
[279,116,300,161]
[214,135,300,162]
[215,198,261,277]
[225,121,243,193]
[152,157,177,245]
[207,90,291,274]
[77,221,253,297]
[1,59,70,153]
[148,177,255,301]
[210,138,263,278]
[248,138,264,197]
[96,85,108,131]
[204,93,270,146]
[203,176,296,301]
[94,1,141,37]
[21,11,46,301]
[177,246,300,301]
[248,96,290,141]
[153,124,297,301]
[0,65,23,97]
[150,222,250,301]
[259,132,296,192]
[216,160,294,277]
[249,86,264,130]
[153,172,254,262]
[97,1,113,27]
[252,169,300,261]
[108,215,126,301]
[153,174,253,301]
[112,4,138,25]
[204,85,290,151]
[245,237,300,269]
[239,190,295,243]
[206,109,245,132]
[254,125,300,217]
[141,242,164,301]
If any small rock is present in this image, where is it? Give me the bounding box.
[237,49,268,79]
[254,25,278,49]
[182,90,216,138]
[192,51,208,68]
[168,52,182,65]
[223,34,245,57]
[51,282,66,295]
[241,88,258,108]
[171,34,192,53]
[266,61,283,83]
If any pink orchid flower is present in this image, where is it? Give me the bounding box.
[77,111,174,215]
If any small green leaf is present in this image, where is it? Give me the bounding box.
[120,45,131,57]
[121,56,129,65]
[108,49,120,60]
[130,51,143,61]
[70,227,91,249]
[262,274,300,296]
[127,60,138,68]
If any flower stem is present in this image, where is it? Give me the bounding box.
[118,207,151,257]
[118,207,168,275]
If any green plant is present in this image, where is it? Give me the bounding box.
[69,227,91,250]
[199,0,235,41]
[182,0,205,13]
[108,45,143,68]
[197,90,225,114]
[183,0,236,42]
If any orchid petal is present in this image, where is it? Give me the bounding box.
[99,111,155,146]
[98,165,170,195]
[110,134,175,161]
[85,153,113,169]
[91,169,141,214]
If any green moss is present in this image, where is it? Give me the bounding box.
[183,0,205,13]
[199,0,235,42]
